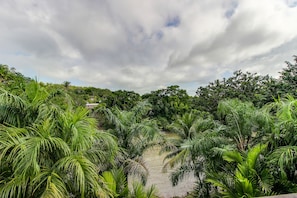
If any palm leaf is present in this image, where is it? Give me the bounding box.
[125,156,149,185]
[0,176,30,198]
[223,150,243,164]
[246,144,267,170]
[56,154,106,197]
[32,170,68,198]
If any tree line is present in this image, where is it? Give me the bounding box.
[0,56,297,197]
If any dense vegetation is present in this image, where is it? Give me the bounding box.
[0,56,297,197]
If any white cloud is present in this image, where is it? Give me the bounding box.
[0,0,296,94]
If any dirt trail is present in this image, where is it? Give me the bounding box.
[143,147,196,198]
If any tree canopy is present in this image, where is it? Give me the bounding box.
[1,56,297,197]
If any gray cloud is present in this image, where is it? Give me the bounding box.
[0,0,296,94]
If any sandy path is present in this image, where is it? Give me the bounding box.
[143,147,196,198]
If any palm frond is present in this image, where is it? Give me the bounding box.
[131,101,152,121]
[246,144,267,170]
[33,171,68,198]
[130,182,158,198]
[268,146,297,179]
[223,150,243,164]
[125,156,149,185]
[130,182,146,198]
[56,154,103,196]
[206,172,236,198]
[100,168,131,198]
[163,149,190,172]
[100,171,118,197]
[145,184,158,198]
[170,163,194,186]
[85,130,118,167]
[0,176,29,198]
[0,88,27,126]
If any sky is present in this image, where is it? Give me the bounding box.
[0,0,297,95]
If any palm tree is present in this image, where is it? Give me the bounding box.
[166,110,201,140]
[101,168,130,197]
[162,110,227,193]
[266,96,297,193]
[160,111,200,177]
[129,182,158,198]
[217,99,272,151]
[167,99,272,196]
[267,146,297,193]
[0,86,118,197]
[267,95,297,147]
[0,80,67,127]
[100,168,158,198]
[207,144,273,197]
[103,101,163,184]
[63,81,71,89]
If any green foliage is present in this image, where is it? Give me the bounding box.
[105,90,141,110]
[207,144,273,197]
[62,81,71,89]
[142,85,190,129]
[101,168,159,198]
[217,99,272,151]
[278,55,297,97]
[0,80,60,127]
[0,65,30,94]
[3,56,297,197]
[162,111,227,188]
[101,168,130,197]
[188,99,276,196]
[130,182,158,198]
[0,86,118,197]
[195,70,278,115]
[264,96,297,193]
[103,101,163,185]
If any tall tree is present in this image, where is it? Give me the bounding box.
[0,88,118,197]
[266,95,297,193]
[207,144,273,197]
[142,85,190,129]
[0,80,54,127]
[162,110,227,197]
[62,81,71,89]
[0,65,29,94]
[217,99,272,151]
[182,99,273,197]
[195,71,277,115]
[105,90,141,110]
[277,55,297,97]
[103,101,163,184]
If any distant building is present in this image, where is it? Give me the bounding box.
[86,103,99,109]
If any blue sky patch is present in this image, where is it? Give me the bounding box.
[225,2,238,19]
[165,16,180,27]
[155,31,163,40]
[225,9,235,18]
[14,51,30,56]
[222,70,233,79]
[287,0,297,7]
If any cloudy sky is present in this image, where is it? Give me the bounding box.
[0,0,297,95]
